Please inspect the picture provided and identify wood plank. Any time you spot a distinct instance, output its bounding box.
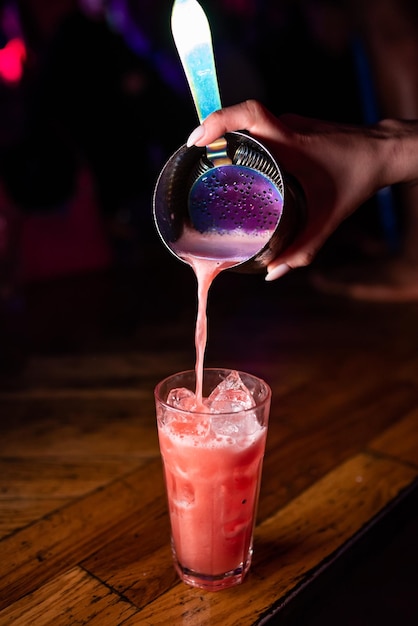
[0,394,159,458]
[369,406,418,467]
[81,503,178,609]
[82,521,179,610]
[259,379,418,520]
[0,499,72,540]
[0,566,140,625]
[0,456,142,498]
[0,352,192,392]
[131,453,417,626]
[0,455,142,539]
[0,458,165,610]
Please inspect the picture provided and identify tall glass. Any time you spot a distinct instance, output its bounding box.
[154,368,271,591]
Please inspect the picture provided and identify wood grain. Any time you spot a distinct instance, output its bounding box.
[0,267,417,624]
[131,453,416,626]
[0,567,141,626]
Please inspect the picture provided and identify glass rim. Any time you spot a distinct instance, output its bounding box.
[154,367,271,417]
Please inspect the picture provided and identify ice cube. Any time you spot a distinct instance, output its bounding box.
[165,387,210,437]
[210,412,261,439]
[205,371,260,439]
[206,371,256,414]
[166,386,197,411]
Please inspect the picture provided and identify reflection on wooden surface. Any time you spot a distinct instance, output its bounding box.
[1,251,418,624]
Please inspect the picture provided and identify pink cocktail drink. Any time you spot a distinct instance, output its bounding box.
[155,368,271,591]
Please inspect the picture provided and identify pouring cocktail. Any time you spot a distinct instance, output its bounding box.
[153,0,272,591]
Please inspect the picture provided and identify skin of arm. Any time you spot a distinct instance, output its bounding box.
[186,100,418,280]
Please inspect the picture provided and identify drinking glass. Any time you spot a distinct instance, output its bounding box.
[155,368,271,591]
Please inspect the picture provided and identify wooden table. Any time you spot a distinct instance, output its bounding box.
[1,252,418,625]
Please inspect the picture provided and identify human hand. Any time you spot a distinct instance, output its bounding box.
[187,100,401,280]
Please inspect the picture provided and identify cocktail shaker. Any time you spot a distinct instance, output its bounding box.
[153,0,305,273]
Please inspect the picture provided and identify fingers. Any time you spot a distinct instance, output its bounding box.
[186,125,205,147]
[265,263,291,281]
[265,220,339,281]
[187,100,273,147]
[265,251,314,281]
[186,103,249,147]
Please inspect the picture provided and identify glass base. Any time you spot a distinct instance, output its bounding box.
[173,551,252,591]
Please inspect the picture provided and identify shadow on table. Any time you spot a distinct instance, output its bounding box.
[263,479,418,626]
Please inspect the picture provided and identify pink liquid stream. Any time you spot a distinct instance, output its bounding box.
[173,227,268,403]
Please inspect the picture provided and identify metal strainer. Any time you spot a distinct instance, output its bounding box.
[153,0,304,272]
